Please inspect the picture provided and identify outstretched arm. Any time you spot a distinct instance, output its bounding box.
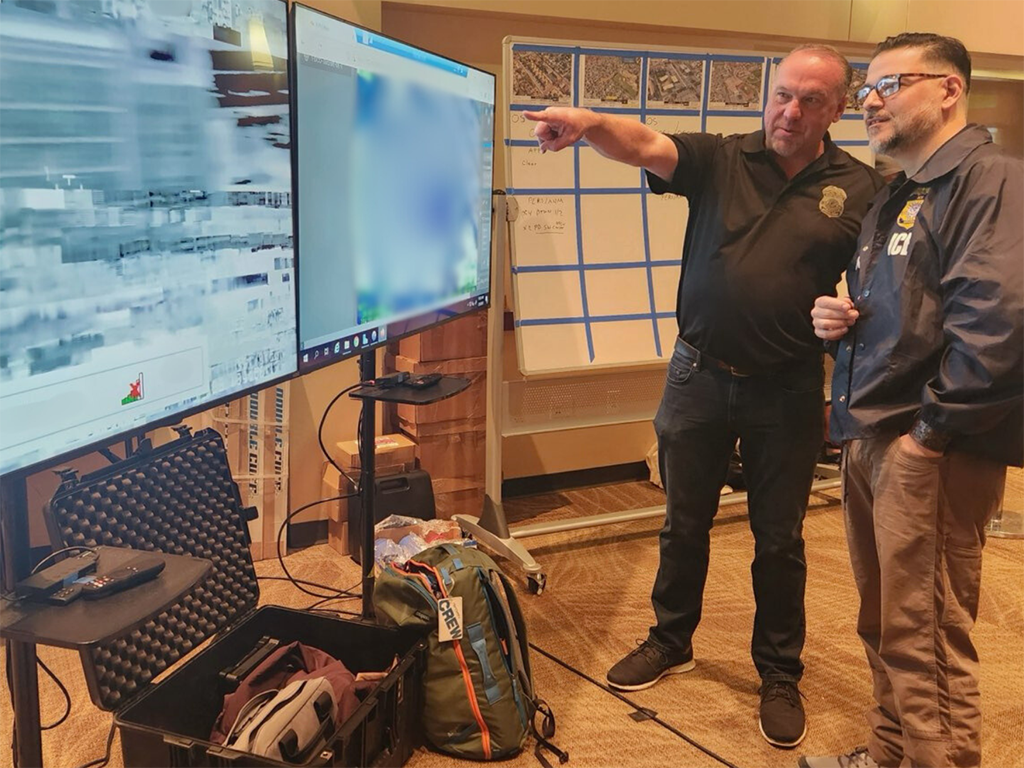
[524,107,679,182]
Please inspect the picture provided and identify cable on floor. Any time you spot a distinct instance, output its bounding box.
[73,718,116,768]
[275,494,361,600]
[528,642,741,768]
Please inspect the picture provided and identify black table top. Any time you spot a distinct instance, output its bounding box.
[0,546,211,649]
[350,375,471,405]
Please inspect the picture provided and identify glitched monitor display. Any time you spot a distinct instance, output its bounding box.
[293,4,495,370]
[0,0,297,475]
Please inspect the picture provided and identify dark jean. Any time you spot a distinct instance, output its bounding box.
[648,338,824,682]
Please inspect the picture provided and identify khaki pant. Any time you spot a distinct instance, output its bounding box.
[843,435,1006,768]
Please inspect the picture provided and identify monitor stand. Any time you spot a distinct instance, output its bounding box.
[1,471,42,768]
[348,350,470,618]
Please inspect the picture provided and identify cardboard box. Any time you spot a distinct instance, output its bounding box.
[321,460,413,524]
[398,415,486,438]
[392,355,486,425]
[327,518,349,556]
[335,434,416,471]
[398,312,487,362]
[212,383,291,561]
[412,427,486,492]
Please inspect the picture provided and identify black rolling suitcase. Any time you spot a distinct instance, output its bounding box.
[45,426,426,768]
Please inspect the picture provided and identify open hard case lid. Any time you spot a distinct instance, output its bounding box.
[45,427,261,711]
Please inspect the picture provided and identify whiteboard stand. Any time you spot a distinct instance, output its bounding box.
[455,192,842,595]
[455,191,549,594]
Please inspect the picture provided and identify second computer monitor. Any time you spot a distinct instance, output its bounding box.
[292,4,495,371]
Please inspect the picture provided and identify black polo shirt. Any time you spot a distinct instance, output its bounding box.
[648,130,885,372]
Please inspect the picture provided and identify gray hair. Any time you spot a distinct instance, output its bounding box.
[783,44,853,104]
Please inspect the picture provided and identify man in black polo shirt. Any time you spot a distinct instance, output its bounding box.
[526,46,884,747]
[804,34,1023,768]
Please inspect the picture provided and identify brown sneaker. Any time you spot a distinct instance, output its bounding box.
[606,640,695,692]
[758,680,807,748]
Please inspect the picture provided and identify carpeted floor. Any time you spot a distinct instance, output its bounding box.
[2,473,1022,768]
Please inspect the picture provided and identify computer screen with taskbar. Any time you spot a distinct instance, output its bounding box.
[292,4,495,373]
[0,0,297,476]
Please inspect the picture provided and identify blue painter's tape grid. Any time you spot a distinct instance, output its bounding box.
[518,312,676,328]
[700,57,712,133]
[513,260,679,274]
[762,57,772,111]
[508,186,643,195]
[638,53,662,358]
[571,47,596,362]
[508,44,797,364]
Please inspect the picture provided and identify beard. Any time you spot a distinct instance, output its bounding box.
[869,106,942,156]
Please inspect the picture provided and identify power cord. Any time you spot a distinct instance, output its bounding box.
[37,659,71,730]
[318,383,366,493]
[72,718,116,768]
[319,374,406,494]
[275,494,362,601]
[305,582,362,618]
[528,642,741,768]
[256,575,356,593]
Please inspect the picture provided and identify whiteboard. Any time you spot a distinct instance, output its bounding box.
[503,37,872,375]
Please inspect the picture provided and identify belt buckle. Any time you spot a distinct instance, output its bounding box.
[726,362,751,378]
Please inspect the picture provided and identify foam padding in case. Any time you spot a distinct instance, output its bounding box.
[46,428,259,711]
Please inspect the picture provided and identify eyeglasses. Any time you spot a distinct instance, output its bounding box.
[854,73,948,109]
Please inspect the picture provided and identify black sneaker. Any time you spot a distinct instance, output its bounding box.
[758,680,807,748]
[606,640,695,691]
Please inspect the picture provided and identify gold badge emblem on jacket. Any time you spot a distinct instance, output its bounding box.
[898,187,929,229]
[819,185,847,218]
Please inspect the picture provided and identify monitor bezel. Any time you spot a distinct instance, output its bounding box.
[289,1,497,376]
[0,0,299,479]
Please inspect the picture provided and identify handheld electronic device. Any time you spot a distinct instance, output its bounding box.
[16,550,99,599]
[80,553,166,600]
[405,373,444,390]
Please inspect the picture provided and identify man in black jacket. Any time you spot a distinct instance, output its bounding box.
[804,33,1023,768]
[526,46,884,748]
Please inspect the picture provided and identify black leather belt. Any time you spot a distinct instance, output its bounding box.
[676,338,753,378]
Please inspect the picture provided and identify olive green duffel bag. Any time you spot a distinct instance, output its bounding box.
[374,543,566,763]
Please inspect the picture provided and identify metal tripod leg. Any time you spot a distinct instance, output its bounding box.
[454,495,547,593]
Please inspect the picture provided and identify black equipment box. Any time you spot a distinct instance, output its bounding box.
[45,427,426,767]
[347,470,436,565]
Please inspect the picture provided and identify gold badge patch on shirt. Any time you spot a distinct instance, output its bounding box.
[898,200,923,229]
[819,185,847,218]
[898,187,929,230]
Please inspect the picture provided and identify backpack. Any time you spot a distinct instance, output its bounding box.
[374,544,566,763]
[223,678,337,764]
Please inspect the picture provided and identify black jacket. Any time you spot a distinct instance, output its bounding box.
[829,125,1024,467]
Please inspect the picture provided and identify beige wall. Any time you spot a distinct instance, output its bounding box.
[299,0,382,30]
[393,0,852,41]
[393,0,1024,56]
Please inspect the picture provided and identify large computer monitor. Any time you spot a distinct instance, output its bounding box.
[291,4,495,372]
[0,0,297,476]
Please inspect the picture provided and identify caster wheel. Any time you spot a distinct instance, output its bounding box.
[527,574,546,595]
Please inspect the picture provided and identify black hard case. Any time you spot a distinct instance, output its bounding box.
[45,428,425,767]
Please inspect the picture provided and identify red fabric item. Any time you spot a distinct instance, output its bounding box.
[210,642,375,745]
